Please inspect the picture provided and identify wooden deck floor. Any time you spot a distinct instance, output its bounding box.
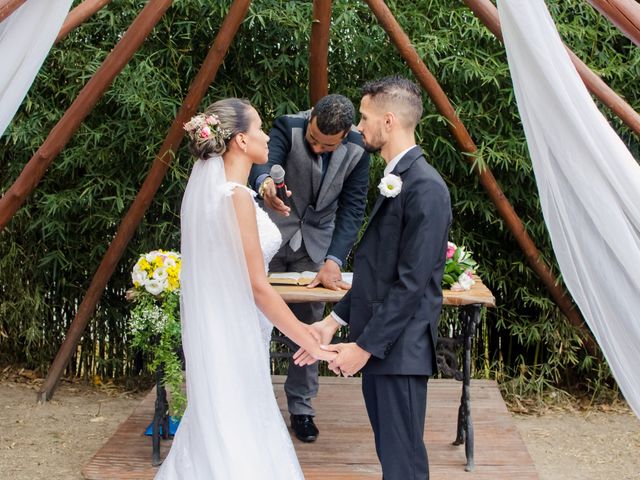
[82,377,537,479]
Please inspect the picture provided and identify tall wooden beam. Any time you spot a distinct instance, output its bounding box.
[586,0,640,47]
[0,0,173,232]
[38,0,253,402]
[56,0,114,44]
[463,0,640,137]
[0,0,26,23]
[309,0,332,106]
[363,0,595,350]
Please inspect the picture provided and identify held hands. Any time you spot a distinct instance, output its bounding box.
[301,323,338,362]
[307,259,351,291]
[324,342,371,377]
[261,177,292,216]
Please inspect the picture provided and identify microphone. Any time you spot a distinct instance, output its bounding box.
[270,165,289,206]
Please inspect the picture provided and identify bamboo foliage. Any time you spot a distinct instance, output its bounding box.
[0,0,638,397]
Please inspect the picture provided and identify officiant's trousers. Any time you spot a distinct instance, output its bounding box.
[269,243,324,416]
[362,374,429,480]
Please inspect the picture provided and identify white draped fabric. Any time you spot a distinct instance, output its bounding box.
[0,0,73,137]
[498,0,640,417]
[156,156,303,479]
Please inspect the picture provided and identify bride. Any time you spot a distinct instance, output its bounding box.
[155,98,335,479]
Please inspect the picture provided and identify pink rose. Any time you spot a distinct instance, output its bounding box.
[206,115,218,125]
[200,126,211,138]
[446,244,456,259]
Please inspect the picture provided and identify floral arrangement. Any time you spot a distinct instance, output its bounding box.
[128,250,185,417]
[131,250,181,295]
[183,113,231,145]
[442,241,478,291]
[378,173,403,198]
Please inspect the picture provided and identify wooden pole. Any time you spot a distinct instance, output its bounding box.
[0,0,26,23]
[55,0,114,44]
[462,0,640,136]
[363,0,595,350]
[38,0,252,402]
[586,0,640,47]
[0,0,173,232]
[309,0,332,106]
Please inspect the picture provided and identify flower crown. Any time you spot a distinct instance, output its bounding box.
[183,113,232,144]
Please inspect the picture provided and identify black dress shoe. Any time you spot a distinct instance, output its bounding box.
[290,414,319,442]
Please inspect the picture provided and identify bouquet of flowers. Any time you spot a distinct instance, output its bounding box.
[128,250,185,417]
[442,241,478,291]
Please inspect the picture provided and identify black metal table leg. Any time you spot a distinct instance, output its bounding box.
[152,364,167,467]
[461,305,481,472]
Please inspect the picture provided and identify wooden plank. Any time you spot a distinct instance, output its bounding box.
[82,377,537,479]
[273,275,496,307]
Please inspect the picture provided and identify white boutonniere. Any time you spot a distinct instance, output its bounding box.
[378,173,403,198]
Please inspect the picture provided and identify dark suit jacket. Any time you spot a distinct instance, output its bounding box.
[249,111,370,265]
[332,146,452,376]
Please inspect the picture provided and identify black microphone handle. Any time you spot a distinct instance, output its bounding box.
[273,180,289,206]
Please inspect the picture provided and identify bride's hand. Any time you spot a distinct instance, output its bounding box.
[293,343,337,366]
[314,346,338,363]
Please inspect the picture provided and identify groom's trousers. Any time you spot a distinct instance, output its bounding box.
[362,374,429,480]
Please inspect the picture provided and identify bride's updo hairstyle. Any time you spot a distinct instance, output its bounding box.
[184,98,252,159]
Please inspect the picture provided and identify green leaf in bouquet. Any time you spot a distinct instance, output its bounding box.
[442,273,455,285]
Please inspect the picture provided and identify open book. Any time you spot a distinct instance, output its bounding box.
[268,272,318,286]
[267,272,354,286]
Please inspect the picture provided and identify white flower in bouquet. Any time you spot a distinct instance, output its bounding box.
[145,250,161,263]
[145,278,165,296]
[152,266,169,282]
[132,265,148,287]
[378,174,403,198]
[457,270,475,290]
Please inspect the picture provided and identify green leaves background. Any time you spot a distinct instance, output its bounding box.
[1,0,638,398]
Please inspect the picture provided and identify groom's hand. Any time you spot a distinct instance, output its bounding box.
[307,259,351,290]
[326,342,371,377]
[293,315,341,366]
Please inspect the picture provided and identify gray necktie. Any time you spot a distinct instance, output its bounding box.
[289,229,302,252]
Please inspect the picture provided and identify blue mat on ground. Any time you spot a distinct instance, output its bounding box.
[144,416,180,436]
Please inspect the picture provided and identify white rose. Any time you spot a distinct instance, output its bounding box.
[145,250,161,262]
[132,267,148,287]
[378,174,403,198]
[145,279,164,296]
[457,271,475,291]
[153,267,168,282]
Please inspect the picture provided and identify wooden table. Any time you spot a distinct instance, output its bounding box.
[272,276,495,472]
[273,275,495,307]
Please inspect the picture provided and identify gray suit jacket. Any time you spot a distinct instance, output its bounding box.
[249,111,370,264]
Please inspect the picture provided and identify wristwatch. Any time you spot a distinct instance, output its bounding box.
[258,177,274,198]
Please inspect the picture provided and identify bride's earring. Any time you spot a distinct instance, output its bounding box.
[243,145,248,153]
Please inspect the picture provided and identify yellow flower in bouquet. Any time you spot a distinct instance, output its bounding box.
[131,250,181,296]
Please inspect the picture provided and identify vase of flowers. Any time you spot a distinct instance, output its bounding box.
[128,250,185,417]
[442,241,478,291]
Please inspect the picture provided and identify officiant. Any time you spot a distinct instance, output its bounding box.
[249,93,370,443]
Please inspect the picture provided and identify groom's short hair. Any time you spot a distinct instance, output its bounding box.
[361,76,423,129]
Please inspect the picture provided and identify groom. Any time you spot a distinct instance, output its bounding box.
[296,76,451,479]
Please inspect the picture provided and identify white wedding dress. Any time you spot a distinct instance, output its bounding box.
[155,157,304,479]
